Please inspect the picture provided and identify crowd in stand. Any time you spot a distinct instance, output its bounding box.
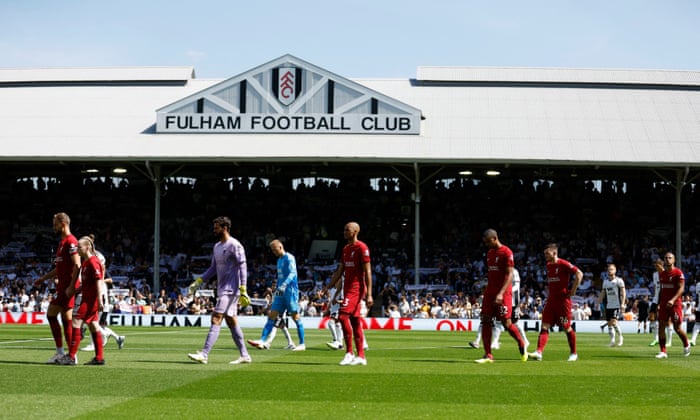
[1,171,700,321]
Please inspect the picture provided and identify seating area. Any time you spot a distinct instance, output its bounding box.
[1,171,699,318]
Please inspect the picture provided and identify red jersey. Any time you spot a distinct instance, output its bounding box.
[545,258,579,301]
[79,255,103,303]
[55,234,79,294]
[659,268,685,308]
[342,240,370,299]
[485,245,514,296]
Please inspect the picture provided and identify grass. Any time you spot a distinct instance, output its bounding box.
[1,324,700,419]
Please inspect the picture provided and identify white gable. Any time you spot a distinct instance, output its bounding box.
[156,54,422,135]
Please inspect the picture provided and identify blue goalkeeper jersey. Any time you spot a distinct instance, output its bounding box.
[277,252,298,298]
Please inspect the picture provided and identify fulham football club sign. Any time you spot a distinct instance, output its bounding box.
[156,54,421,135]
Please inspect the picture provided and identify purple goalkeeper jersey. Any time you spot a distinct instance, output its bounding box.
[201,236,247,295]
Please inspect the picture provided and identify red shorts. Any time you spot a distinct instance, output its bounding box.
[75,298,100,323]
[481,292,513,323]
[340,292,363,317]
[658,303,683,325]
[51,290,76,310]
[541,298,572,329]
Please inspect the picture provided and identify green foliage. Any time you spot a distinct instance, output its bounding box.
[1,325,699,419]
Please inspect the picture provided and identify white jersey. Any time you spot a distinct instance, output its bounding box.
[512,268,521,307]
[602,276,625,309]
[652,272,660,305]
[328,286,342,316]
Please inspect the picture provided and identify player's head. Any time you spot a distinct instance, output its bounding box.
[607,263,617,278]
[212,216,231,239]
[653,258,663,272]
[213,216,231,230]
[482,228,499,249]
[53,212,70,233]
[78,235,96,258]
[663,252,676,269]
[269,239,285,257]
[543,243,558,262]
[343,222,360,241]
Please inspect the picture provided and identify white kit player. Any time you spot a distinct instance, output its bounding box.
[598,264,626,347]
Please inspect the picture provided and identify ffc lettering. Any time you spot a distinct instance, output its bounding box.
[280,71,294,100]
[277,67,296,106]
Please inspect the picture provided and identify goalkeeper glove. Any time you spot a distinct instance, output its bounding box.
[239,285,251,307]
[188,277,203,294]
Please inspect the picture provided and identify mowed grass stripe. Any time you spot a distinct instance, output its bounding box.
[1,325,699,419]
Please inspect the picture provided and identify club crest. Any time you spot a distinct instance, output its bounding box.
[277,66,296,106]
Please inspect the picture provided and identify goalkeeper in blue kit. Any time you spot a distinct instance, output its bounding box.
[248,239,306,351]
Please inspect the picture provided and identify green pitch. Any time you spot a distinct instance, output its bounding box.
[1,325,699,419]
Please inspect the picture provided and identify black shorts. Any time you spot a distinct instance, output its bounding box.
[649,302,658,313]
[605,308,621,321]
[511,306,520,322]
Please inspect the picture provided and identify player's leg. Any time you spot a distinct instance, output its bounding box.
[613,314,623,346]
[291,312,305,350]
[45,303,66,361]
[492,322,503,349]
[470,323,482,348]
[285,298,305,350]
[349,315,367,365]
[337,312,355,365]
[201,312,223,359]
[671,310,690,350]
[327,317,338,341]
[691,318,700,346]
[63,304,74,354]
[265,324,278,346]
[281,324,295,348]
[335,319,344,347]
[226,315,251,361]
[87,319,105,363]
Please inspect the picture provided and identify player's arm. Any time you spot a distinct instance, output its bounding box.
[67,255,83,297]
[324,263,344,293]
[97,276,107,312]
[619,280,626,309]
[34,266,58,287]
[569,268,583,297]
[70,251,81,281]
[496,266,513,304]
[597,285,606,304]
[669,277,684,307]
[363,261,373,307]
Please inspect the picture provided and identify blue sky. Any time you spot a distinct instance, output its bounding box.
[1,0,699,79]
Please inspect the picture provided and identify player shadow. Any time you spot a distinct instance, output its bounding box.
[406,358,469,364]
[263,360,327,366]
[0,359,55,366]
[134,359,209,365]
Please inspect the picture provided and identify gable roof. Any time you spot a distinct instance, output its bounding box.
[155,54,422,134]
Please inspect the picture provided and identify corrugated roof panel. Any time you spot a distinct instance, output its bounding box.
[0,66,699,167]
[0,66,196,83]
[416,66,700,86]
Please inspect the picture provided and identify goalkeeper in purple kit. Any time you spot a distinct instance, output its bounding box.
[187,216,252,365]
